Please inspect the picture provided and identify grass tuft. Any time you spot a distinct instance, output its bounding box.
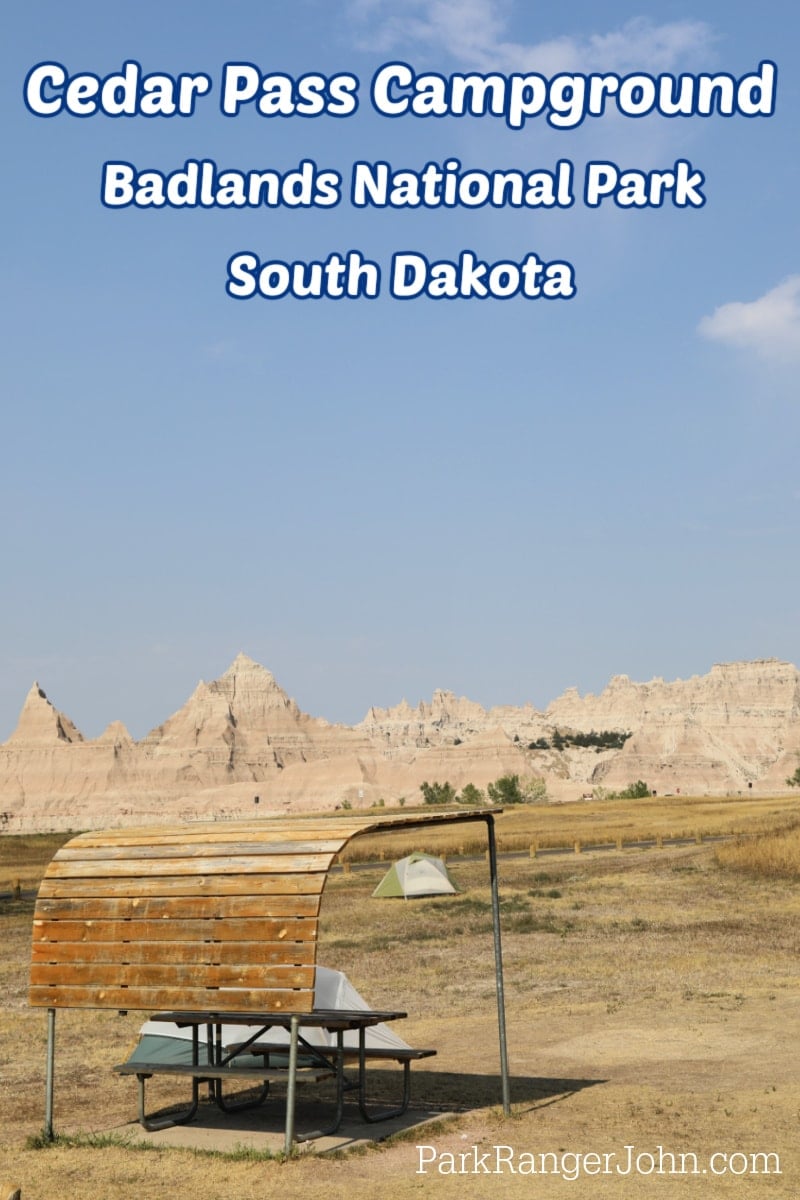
[26,1130,158,1152]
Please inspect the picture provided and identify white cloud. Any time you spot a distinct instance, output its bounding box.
[349,0,507,63]
[698,277,800,364]
[348,0,715,73]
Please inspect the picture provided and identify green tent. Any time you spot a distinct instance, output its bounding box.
[372,851,460,899]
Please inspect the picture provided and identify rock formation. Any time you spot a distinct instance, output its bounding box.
[1,655,799,833]
[7,684,84,746]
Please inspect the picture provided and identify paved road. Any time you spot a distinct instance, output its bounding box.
[335,832,725,874]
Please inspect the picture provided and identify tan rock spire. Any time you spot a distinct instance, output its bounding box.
[5,683,84,745]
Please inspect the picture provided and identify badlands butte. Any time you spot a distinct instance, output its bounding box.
[2,653,800,834]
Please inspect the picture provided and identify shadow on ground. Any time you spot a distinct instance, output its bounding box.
[106,1071,606,1156]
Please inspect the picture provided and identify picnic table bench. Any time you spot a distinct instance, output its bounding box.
[113,1060,334,1131]
[227,1037,437,1124]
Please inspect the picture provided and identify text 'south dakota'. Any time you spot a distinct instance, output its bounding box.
[225,250,577,301]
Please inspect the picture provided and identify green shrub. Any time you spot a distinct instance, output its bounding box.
[487,774,525,805]
[420,780,457,806]
[617,780,651,799]
[458,782,485,806]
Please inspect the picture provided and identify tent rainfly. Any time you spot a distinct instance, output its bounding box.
[372,851,459,898]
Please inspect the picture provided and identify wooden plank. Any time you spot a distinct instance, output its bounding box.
[37,873,327,899]
[46,853,335,878]
[32,940,317,966]
[62,810,492,855]
[32,917,317,943]
[30,962,315,989]
[29,984,316,1012]
[32,895,321,920]
[54,840,345,861]
[70,822,365,847]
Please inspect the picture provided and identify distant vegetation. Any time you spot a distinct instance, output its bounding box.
[597,780,652,800]
[487,774,548,805]
[786,766,800,788]
[528,729,632,752]
[487,775,524,806]
[458,783,485,807]
[420,781,458,806]
[420,774,548,807]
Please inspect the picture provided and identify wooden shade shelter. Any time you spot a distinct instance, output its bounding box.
[30,808,510,1135]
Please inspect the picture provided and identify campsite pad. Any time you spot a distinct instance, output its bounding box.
[107,1097,451,1155]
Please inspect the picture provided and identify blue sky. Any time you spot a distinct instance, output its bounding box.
[2,1,798,739]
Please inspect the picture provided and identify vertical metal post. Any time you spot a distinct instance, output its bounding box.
[486,816,511,1114]
[45,1008,56,1140]
[284,1015,299,1155]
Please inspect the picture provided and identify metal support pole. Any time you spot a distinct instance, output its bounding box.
[284,1015,299,1155]
[45,1008,56,1141]
[486,816,511,1114]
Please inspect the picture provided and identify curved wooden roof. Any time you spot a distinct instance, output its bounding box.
[29,809,495,1013]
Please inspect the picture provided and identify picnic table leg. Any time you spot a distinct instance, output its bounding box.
[44,1008,56,1141]
[134,1072,201,1132]
[134,1023,202,1131]
[284,1015,299,1155]
[292,1030,346,1143]
[356,1033,412,1122]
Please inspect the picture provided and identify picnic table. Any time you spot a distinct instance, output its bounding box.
[115,1007,422,1150]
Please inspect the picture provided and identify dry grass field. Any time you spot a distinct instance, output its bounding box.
[2,796,800,1198]
[340,792,800,861]
[715,819,800,878]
